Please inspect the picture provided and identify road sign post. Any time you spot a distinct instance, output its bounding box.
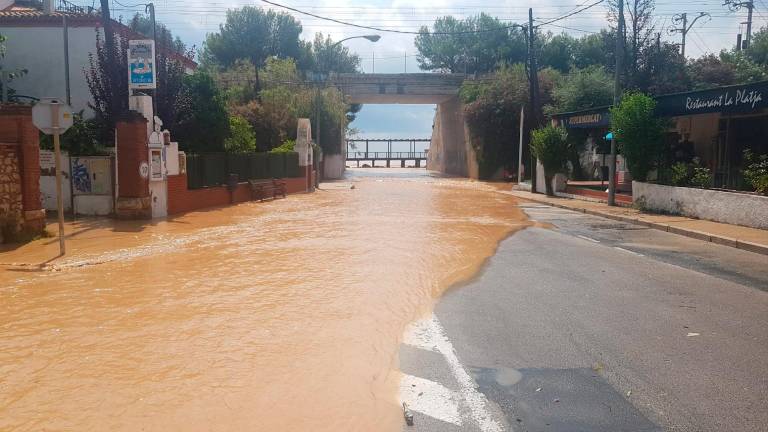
[32,98,73,256]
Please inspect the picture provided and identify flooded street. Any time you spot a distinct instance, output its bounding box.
[0,169,531,431]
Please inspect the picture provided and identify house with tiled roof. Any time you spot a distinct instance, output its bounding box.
[0,0,196,114]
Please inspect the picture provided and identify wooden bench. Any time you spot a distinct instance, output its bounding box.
[249,179,287,201]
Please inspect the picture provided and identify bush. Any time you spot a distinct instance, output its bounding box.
[270,139,296,153]
[530,125,570,196]
[743,150,768,195]
[610,92,665,181]
[223,115,256,153]
[39,111,107,155]
[670,162,690,186]
[690,167,713,189]
[668,160,712,189]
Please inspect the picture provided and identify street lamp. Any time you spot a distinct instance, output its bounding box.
[330,35,381,48]
[316,35,380,157]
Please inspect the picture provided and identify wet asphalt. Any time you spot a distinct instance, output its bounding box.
[400,203,768,432]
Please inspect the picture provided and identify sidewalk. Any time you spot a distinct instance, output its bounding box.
[509,189,768,256]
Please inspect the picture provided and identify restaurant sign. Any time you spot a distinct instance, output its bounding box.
[559,109,611,129]
[656,81,768,117]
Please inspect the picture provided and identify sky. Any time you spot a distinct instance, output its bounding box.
[102,0,768,139]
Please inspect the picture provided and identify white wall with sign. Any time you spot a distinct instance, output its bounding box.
[39,151,115,216]
[40,150,72,212]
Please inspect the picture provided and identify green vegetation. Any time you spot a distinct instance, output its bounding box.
[610,92,665,181]
[270,140,296,153]
[671,160,713,189]
[742,150,768,195]
[224,115,257,153]
[0,33,27,102]
[174,71,230,153]
[40,111,108,155]
[201,6,304,69]
[415,13,527,74]
[460,65,529,179]
[221,58,349,155]
[530,125,570,196]
[550,66,614,113]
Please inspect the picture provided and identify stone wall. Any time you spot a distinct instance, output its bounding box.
[0,144,23,235]
[0,105,45,243]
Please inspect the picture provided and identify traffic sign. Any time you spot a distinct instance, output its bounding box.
[32,98,73,135]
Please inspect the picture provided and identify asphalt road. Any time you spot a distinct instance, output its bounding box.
[400,203,768,432]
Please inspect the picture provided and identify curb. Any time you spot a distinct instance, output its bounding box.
[513,193,768,256]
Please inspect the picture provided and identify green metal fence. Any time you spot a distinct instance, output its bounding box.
[186,151,301,189]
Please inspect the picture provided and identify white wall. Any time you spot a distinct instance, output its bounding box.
[2,26,101,114]
[633,181,768,229]
[40,151,72,212]
[324,154,345,179]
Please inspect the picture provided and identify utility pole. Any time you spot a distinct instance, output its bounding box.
[724,0,755,49]
[99,0,116,87]
[146,3,157,131]
[668,12,710,57]
[63,15,71,105]
[528,8,539,192]
[608,0,624,206]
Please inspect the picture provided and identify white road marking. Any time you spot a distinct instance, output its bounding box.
[400,374,463,426]
[402,315,505,432]
[577,234,600,243]
[613,246,644,257]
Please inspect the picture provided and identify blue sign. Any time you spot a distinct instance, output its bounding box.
[128,40,156,90]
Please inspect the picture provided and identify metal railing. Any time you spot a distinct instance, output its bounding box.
[346,151,427,160]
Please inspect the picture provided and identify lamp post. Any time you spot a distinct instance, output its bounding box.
[330,34,381,48]
[315,35,381,154]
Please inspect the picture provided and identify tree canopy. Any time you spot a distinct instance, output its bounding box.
[173,71,230,153]
[128,13,187,54]
[551,66,614,113]
[415,13,527,74]
[303,33,361,74]
[202,6,304,68]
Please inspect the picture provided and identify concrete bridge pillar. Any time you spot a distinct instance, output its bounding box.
[427,97,478,178]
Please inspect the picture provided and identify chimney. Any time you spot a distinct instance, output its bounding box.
[43,0,54,14]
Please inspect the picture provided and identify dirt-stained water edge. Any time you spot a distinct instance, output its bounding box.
[0,170,531,431]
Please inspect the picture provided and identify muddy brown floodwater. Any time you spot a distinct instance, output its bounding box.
[0,169,531,431]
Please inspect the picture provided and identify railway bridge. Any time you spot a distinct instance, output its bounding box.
[324,73,478,178]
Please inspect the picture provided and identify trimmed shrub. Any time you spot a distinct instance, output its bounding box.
[530,125,570,196]
[610,92,665,181]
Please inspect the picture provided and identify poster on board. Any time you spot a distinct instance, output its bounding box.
[128,40,156,90]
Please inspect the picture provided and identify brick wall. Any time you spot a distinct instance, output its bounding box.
[167,173,310,215]
[115,113,151,219]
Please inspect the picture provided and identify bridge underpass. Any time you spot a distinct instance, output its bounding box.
[326,73,479,178]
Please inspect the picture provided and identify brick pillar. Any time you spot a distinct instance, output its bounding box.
[115,111,151,219]
[0,105,45,238]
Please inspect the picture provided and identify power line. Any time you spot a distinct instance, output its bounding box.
[259,0,526,34]
[534,0,607,27]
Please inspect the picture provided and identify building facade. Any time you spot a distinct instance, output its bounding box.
[0,0,195,115]
[552,81,768,190]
